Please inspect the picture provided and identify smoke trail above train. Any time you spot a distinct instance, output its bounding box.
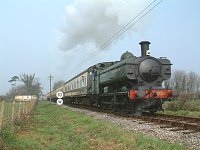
[58,0,153,52]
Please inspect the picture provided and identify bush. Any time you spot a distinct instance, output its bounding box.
[163,98,200,111]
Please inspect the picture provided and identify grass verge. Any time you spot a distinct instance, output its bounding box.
[161,109,200,117]
[163,100,200,117]
[1,101,186,150]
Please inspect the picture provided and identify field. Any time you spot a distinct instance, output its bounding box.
[0,101,186,150]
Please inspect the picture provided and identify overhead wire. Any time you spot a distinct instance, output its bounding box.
[67,0,164,77]
[70,0,157,72]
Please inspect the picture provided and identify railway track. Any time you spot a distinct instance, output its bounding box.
[62,102,200,132]
[135,113,200,132]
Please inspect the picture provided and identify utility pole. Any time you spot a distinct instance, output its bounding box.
[48,74,54,102]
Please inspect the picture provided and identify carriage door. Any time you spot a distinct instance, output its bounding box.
[91,66,99,94]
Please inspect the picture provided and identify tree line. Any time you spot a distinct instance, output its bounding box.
[1,73,42,100]
[164,70,200,99]
[1,70,199,101]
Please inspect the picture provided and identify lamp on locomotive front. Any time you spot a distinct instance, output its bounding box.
[146,50,151,56]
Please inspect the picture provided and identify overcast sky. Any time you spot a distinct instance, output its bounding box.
[0,0,200,95]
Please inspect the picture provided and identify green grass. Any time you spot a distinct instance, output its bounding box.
[162,109,200,117]
[1,101,186,150]
[163,99,200,117]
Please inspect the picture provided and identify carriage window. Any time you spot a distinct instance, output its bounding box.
[77,80,79,88]
[71,83,73,90]
[82,78,84,86]
[84,77,87,86]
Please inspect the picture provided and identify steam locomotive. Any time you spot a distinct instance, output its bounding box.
[46,41,175,115]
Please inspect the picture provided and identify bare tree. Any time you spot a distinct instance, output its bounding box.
[32,79,42,98]
[7,73,42,99]
[196,76,200,93]
[166,69,200,99]
[20,73,35,90]
[169,70,187,94]
[186,72,195,93]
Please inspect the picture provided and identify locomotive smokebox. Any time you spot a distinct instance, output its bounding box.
[139,41,151,57]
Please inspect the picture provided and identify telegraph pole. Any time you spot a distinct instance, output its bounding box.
[48,74,54,102]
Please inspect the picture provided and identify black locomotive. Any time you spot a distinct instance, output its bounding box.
[47,41,175,115]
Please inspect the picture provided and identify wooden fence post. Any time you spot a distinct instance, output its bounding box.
[31,100,33,110]
[18,102,22,120]
[22,102,25,116]
[25,102,28,115]
[11,101,16,123]
[28,101,31,113]
[0,101,5,130]
[24,102,26,115]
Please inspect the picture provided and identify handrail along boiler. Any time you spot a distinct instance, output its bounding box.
[47,41,175,115]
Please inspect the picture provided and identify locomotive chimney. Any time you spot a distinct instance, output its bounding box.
[139,41,151,57]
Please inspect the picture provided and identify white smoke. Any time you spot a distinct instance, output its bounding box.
[58,0,152,51]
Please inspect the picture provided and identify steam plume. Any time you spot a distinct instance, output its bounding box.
[59,0,151,51]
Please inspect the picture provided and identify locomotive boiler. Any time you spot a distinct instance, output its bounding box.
[46,41,175,115]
